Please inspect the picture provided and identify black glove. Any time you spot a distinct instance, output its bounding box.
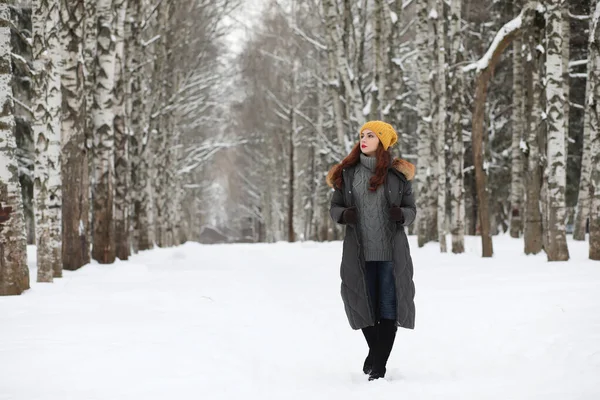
[341,206,358,224]
[389,206,404,223]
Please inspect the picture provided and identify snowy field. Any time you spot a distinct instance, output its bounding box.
[1,235,600,400]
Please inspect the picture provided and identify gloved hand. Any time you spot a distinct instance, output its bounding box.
[341,206,358,224]
[389,206,404,223]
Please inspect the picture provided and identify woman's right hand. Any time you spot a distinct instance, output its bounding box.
[341,206,358,224]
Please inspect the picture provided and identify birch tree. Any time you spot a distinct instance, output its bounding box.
[435,0,447,252]
[152,0,169,247]
[127,0,152,251]
[449,0,465,253]
[523,11,544,255]
[92,0,117,263]
[573,4,594,241]
[32,0,62,281]
[544,0,569,261]
[113,0,129,260]
[510,2,525,238]
[323,0,346,151]
[61,0,89,270]
[573,80,592,241]
[0,0,29,295]
[383,0,404,132]
[323,0,364,139]
[416,0,433,248]
[587,1,600,260]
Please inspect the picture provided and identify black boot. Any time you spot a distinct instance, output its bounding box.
[361,324,378,374]
[368,319,397,381]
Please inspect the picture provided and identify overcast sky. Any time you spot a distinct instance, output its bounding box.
[223,0,269,55]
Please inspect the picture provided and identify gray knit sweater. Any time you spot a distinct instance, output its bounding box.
[352,154,394,261]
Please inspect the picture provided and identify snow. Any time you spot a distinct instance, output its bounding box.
[520,139,528,153]
[390,11,398,24]
[429,8,438,20]
[463,15,522,73]
[362,96,372,116]
[536,3,546,14]
[2,237,600,400]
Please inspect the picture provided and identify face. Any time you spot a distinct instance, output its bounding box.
[360,129,380,156]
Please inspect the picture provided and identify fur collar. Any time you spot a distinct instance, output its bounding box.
[391,158,415,181]
[326,157,415,188]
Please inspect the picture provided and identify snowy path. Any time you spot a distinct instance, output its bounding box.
[1,236,600,400]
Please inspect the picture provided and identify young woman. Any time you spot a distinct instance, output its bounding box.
[326,120,417,381]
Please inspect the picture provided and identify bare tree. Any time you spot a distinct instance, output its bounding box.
[32,0,62,281]
[434,0,447,252]
[61,0,90,270]
[0,0,29,295]
[509,0,525,238]
[127,0,152,251]
[587,1,600,260]
[449,0,465,253]
[92,0,117,263]
[416,0,433,248]
[523,9,544,255]
[113,0,129,260]
[544,0,570,261]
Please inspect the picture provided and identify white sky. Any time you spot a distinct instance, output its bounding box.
[223,0,269,55]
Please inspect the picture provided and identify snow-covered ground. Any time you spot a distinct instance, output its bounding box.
[1,235,600,400]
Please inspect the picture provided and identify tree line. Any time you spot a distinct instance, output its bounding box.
[0,0,239,295]
[227,0,600,261]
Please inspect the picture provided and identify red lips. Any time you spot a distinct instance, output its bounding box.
[361,144,367,148]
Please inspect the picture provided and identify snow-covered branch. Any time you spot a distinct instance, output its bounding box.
[292,25,327,50]
[463,15,523,72]
[463,2,543,73]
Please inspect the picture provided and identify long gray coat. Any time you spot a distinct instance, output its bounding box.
[329,159,417,330]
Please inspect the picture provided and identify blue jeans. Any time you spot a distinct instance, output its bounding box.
[365,261,397,321]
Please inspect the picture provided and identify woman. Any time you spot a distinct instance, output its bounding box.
[326,120,416,381]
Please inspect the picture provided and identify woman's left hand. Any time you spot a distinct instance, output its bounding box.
[389,206,404,223]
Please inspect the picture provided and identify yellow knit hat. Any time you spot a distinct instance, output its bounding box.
[359,120,398,151]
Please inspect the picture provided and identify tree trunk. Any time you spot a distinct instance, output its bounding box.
[322,0,346,151]
[384,0,404,131]
[83,0,96,243]
[510,35,525,238]
[427,0,438,245]
[450,0,465,253]
[544,0,570,261]
[33,0,62,282]
[92,0,116,263]
[61,0,89,270]
[371,0,384,120]
[0,0,29,295]
[323,0,363,135]
[524,24,544,255]
[435,0,447,252]
[127,0,152,251]
[416,0,432,248]
[573,5,594,241]
[561,3,570,174]
[573,75,592,241]
[288,111,295,243]
[153,1,170,247]
[587,2,600,260]
[113,0,129,260]
[463,3,543,256]
[472,71,495,257]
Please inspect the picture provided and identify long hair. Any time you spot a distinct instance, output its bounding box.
[326,143,391,191]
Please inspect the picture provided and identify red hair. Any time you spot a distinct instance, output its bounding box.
[326,143,391,191]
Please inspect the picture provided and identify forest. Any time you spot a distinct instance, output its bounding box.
[1,0,599,296]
